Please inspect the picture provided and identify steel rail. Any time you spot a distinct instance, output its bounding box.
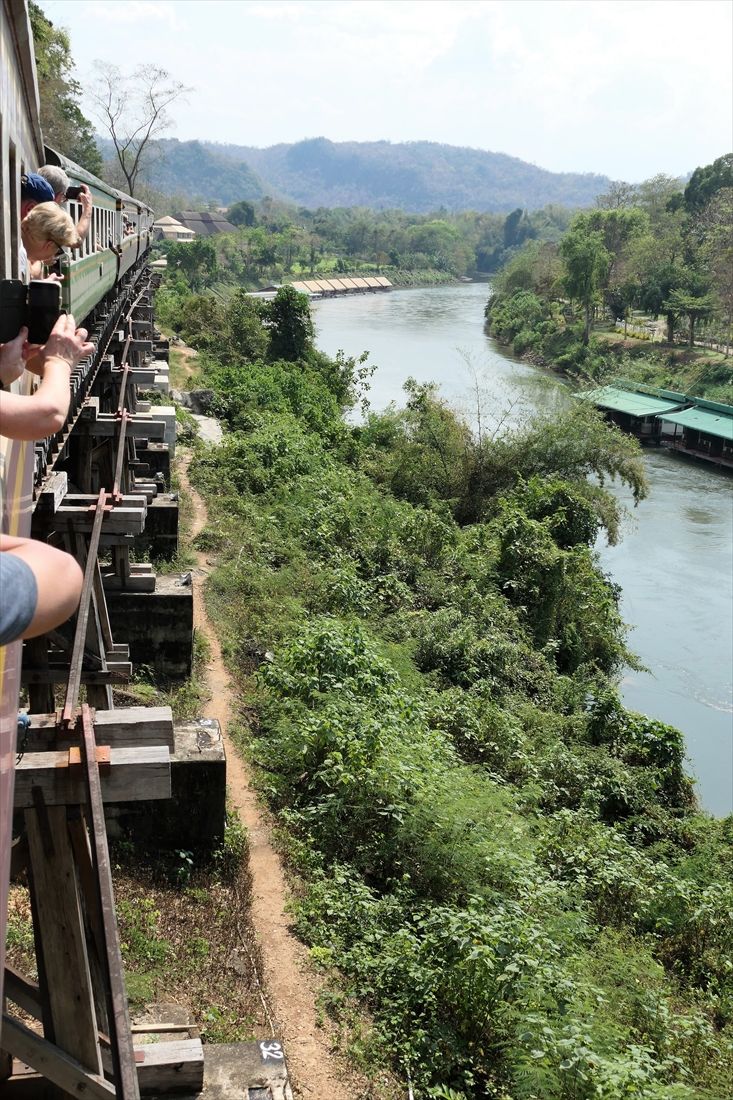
[61,488,108,727]
[115,364,131,417]
[111,412,129,502]
[80,704,140,1099]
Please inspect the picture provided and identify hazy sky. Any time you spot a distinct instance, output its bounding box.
[43,0,732,182]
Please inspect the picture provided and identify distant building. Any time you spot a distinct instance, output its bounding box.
[153,215,196,242]
[172,211,237,237]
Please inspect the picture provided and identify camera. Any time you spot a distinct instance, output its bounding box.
[0,279,63,345]
[65,185,83,201]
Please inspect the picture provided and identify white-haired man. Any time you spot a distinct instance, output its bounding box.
[37,164,93,248]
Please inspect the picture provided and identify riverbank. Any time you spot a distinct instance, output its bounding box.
[154,279,733,1098]
[312,282,732,814]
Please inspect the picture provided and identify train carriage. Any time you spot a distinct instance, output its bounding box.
[42,147,154,315]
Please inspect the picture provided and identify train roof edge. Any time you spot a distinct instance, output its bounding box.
[44,145,155,215]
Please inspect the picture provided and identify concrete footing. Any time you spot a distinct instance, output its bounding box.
[107,719,226,851]
[107,573,193,678]
[134,493,179,559]
[188,1041,293,1099]
[135,441,171,486]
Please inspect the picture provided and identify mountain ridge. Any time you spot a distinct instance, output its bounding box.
[101,135,613,212]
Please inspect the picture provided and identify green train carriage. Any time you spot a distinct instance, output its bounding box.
[42,147,154,321]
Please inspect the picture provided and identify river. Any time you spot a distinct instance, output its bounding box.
[312,282,733,817]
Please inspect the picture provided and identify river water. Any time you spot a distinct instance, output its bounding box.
[313,282,733,816]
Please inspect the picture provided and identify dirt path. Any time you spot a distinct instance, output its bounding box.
[179,451,370,1100]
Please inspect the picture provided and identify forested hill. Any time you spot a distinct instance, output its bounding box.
[97,137,267,205]
[123,136,612,211]
[206,137,612,211]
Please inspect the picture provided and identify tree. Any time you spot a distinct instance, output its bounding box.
[697,187,733,350]
[595,180,636,210]
[223,290,268,362]
[227,201,256,227]
[264,286,314,362]
[560,221,610,344]
[634,173,683,223]
[503,208,534,249]
[636,261,689,342]
[166,238,217,291]
[683,153,733,211]
[29,2,102,174]
[664,287,714,347]
[89,63,189,196]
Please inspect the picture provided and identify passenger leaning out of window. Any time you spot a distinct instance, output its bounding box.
[37,165,93,248]
[19,173,55,281]
[21,202,80,281]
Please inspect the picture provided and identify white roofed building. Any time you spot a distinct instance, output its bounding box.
[153,216,196,242]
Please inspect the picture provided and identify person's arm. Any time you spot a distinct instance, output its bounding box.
[74,184,93,244]
[1,533,83,639]
[0,356,71,439]
[0,314,93,440]
[0,328,28,387]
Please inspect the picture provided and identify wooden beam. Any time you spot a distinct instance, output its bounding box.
[14,746,171,808]
[133,1039,204,1094]
[23,708,174,751]
[77,406,166,440]
[22,666,132,686]
[3,967,42,1021]
[0,1016,115,1099]
[35,472,68,514]
[42,505,148,536]
[0,1039,203,1098]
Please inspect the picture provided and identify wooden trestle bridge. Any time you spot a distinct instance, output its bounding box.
[1,267,205,1098]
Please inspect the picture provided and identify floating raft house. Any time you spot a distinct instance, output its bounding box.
[578,380,733,467]
[289,275,392,298]
[663,399,733,467]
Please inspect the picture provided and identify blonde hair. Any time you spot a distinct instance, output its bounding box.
[21,202,80,251]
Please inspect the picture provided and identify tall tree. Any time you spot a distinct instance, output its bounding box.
[664,287,714,347]
[560,220,610,345]
[264,286,314,362]
[89,63,189,196]
[29,2,102,174]
[595,180,636,209]
[683,153,733,211]
[166,238,217,292]
[227,201,256,228]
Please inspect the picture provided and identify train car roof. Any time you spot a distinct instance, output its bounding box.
[43,146,154,215]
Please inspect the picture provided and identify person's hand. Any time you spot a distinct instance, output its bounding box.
[21,341,44,375]
[0,328,28,386]
[79,184,93,215]
[42,314,94,369]
[42,273,65,283]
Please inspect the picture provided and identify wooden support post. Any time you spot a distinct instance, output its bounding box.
[25,806,103,1075]
[23,638,54,717]
[80,706,140,1099]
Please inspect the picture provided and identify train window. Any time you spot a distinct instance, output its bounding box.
[9,143,20,278]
